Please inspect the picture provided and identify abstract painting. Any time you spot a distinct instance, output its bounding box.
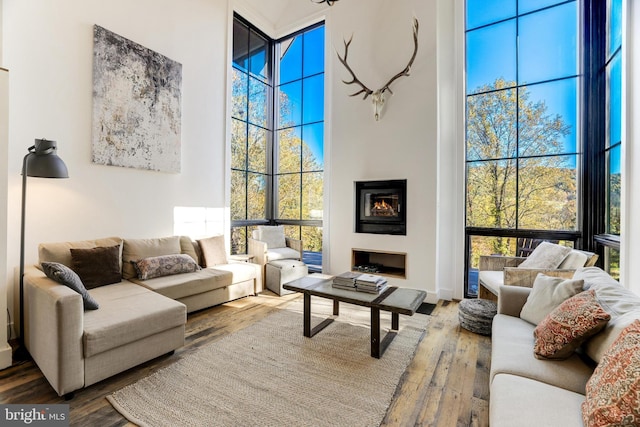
[92,25,182,173]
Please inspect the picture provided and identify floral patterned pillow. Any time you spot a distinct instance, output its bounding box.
[582,319,640,427]
[132,254,200,280]
[533,290,610,360]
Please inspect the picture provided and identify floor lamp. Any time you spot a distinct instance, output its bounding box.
[16,139,68,360]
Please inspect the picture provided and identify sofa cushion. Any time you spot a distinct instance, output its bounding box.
[478,270,503,296]
[197,235,228,266]
[132,254,200,280]
[520,274,584,325]
[582,320,640,427]
[179,236,199,263]
[83,282,186,357]
[557,249,589,269]
[38,236,123,269]
[491,313,594,394]
[574,267,640,363]
[122,236,182,279]
[257,225,286,249]
[490,373,585,427]
[266,247,301,262]
[209,263,257,285]
[518,242,572,269]
[130,268,233,301]
[41,262,99,310]
[533,290,610,360]
[70,245,122,289]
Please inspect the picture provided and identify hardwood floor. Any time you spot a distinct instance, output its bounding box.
[0,293,491,427]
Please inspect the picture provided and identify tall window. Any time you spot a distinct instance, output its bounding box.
[231,15,325,269]
[595,0,622,278]
[465,0,581,296]
[275,26,325,257]
[231,17,271,254]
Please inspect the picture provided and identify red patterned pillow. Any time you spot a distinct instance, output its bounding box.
[582,319,640,426]
[533,290,610,360]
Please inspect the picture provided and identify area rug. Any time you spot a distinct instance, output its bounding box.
[107,299,428,427]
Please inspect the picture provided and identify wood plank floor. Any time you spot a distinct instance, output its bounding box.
[0,293,491,427]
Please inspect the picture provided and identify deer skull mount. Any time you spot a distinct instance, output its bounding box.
[337,17,419,121]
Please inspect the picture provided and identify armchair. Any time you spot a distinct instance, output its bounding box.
[248,226,303,278]
[478,247,598,301]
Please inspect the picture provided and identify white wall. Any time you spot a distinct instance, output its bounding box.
[3,0,230,337]
[325,0,441,302]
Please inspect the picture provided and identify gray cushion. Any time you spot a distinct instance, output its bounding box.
[83,282,186,357]
[266,247,301,262]
[41,262,99,310]
[257,225,286,249]
[520,274,584,325]
[478,270,504,295]
[491,314,594,394]
[518,242,572,269]
[130,268,233,300]
[557,250,589,269]
[490,373,585,427]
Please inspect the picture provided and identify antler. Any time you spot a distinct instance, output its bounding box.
[379,17,419,96]
[336,35,374,100]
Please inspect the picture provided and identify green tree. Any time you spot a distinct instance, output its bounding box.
[467,78,574,257]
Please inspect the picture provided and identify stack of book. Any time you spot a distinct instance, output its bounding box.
[355,273,388,294]
[332,271,360,290]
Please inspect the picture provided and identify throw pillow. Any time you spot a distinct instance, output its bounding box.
[41,262,99,310]
[196,235,228,267]
[132,254,201,280]
[257,225,286,249]
[520,274,584,325]
[70,245,122,289]
[533,290,611,360]
[518,242,572,269]
[582,319,640,427]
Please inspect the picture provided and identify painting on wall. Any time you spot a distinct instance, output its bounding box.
[92,25,182,173]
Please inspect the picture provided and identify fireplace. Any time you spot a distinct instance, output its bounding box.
[355,179,407,235]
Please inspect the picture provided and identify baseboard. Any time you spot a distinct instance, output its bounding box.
[425,290,440,304]
[0,342,12,370]
[436,288,453,302]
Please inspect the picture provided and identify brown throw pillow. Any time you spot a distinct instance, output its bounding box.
[70,245,122,289]
[582,319,640,427]
[533,290,610,360]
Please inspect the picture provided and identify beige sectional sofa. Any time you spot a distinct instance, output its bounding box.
[490,267,640,426]
[23,235,262,398]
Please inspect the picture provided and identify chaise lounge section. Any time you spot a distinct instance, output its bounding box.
[22,235,261,397]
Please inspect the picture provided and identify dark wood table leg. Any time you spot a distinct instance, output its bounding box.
[392,312,399,330]
[333,299,339,316]
[304,293,311,337]
[371,307,381,358]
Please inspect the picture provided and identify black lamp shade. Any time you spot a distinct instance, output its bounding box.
[23,139,69,178]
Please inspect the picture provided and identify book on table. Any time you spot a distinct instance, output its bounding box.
[332,272,388,293]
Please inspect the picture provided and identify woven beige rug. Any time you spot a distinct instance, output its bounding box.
[107,298,428,427]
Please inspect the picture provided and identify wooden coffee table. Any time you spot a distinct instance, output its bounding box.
[283,275,427,358]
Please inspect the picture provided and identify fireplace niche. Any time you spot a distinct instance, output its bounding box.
[355,179,407,235]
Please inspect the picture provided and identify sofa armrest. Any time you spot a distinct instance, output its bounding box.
[248,238,268,266]
[497,285,531,317]
[23,268,84,396]
[503,267,575,287]
[285,238,303,257]
[479,255,526,271]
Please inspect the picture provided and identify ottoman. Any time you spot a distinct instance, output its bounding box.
[458,298,497,335]
[266,259,308,296]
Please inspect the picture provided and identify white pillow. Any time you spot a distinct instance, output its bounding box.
[518,242,572,269]
[257,226,286,249]
[557,250,589,269]
[520,274,584,325]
